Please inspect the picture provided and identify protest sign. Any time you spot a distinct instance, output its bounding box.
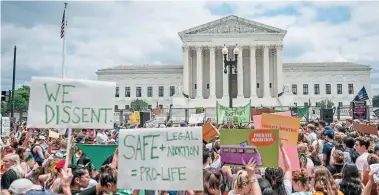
[27,77,116,129]
[1,117,10,137]
[353,123,378,135]
[188,113,205,124]
[118,127,203,190]
[202,123,219,143]
[260,113,300,145]
[253,111,291,128]
[217,102,251,124]
[49,130,59,139]
[220,129,279,167]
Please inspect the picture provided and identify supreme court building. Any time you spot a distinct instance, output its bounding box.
[97,15,372,110]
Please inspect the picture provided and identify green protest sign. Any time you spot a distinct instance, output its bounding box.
[216,102,251,124]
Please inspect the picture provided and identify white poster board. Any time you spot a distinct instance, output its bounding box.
[188,113,205,124]
[27,77,116,129]
[118,127,203,190]
[1,117,11,137]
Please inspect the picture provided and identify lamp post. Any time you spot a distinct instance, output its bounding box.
[222,45,239,108]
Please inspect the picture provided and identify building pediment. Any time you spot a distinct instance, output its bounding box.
[178,15,286,38]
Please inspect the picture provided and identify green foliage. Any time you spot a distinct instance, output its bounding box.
[130,99,149,111]
[195,107,204,114]
[373,95,379,107]
[1,85,30,115]
[317,99,335,109]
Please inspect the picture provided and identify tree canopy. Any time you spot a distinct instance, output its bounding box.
[130,99,149,112]
[316,99,335,109]
[1,85,30,116]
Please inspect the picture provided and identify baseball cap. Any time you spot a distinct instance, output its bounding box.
[323,129,335,138]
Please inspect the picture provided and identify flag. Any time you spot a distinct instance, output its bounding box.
[353,86,369,101]
[298,106,310,119]
[60,7,66,38]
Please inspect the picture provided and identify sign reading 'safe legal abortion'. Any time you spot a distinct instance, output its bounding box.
[27,77,116,129]
[118,127,203,190]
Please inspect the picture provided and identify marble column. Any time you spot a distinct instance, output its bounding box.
[250,45,257,98]
[223,50,228,97]
[263,45,270,98]
[237,46,244,97]
[182,45,189,95]
[276,44,283,95]
[209,46,216,98]
[196,46,203,98]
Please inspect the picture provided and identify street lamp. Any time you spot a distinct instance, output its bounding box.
[222,44,239,108]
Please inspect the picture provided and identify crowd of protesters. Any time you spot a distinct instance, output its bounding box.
[1,118,379,195]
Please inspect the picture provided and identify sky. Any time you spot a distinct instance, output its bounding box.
[1,1,379,96]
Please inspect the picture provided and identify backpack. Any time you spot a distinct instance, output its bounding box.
[349,149,360,163]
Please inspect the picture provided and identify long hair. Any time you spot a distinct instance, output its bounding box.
[339,163,362,195]
[6,154,25,178]
[203,167,221,195]
[312,167,339,195]
[265,167,287,195]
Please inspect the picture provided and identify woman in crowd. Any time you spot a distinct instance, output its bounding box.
[1,153,25,189]
[291,169,311,195]
[311,166,343,195]
[339,163,363,195]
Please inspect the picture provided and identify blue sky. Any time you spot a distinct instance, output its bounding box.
[1,1,379,96]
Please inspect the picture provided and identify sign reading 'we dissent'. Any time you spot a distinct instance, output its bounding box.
[27,77,116,129]
[118,127,203,191]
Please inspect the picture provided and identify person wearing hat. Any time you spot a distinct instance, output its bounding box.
[31,135,47,166]
[322,128,335,166]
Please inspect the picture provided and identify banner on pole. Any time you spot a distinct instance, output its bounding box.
[216,103,251,124]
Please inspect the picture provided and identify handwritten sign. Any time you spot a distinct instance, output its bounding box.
[1,117,10,137]
[118,127,203,190]
[27,77,116,129]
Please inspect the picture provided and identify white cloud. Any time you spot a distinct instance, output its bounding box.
[1,1,379,95]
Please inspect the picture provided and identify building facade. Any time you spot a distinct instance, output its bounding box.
[96,15,372,109]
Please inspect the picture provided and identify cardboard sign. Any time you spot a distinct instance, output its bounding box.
[118,127,203,190]
[353,123,378,135]
[27,77,116,129]
[251,108,274,116]
[202,123,219,143]
[260,113,300,145]
[49,130,59,139]
[220,129,279,167]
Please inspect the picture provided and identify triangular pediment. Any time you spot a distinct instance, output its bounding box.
[179,15,286,37]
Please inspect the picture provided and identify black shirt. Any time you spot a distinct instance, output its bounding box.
[1,169,19,189]
[78,186,97,195]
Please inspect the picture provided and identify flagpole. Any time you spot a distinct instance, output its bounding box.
[61,2,68,79]
[61,2,72,169]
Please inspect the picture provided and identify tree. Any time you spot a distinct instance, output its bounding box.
[316,99,335,109]
[373,95,379,107]
[130,99,149,111]
[1,85,30,115]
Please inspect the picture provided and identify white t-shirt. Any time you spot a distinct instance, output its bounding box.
[356,152,369,172]
[96,132,108,144]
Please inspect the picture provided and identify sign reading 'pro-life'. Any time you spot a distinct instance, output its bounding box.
[27,77,116,129]
[118,127,203,191]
